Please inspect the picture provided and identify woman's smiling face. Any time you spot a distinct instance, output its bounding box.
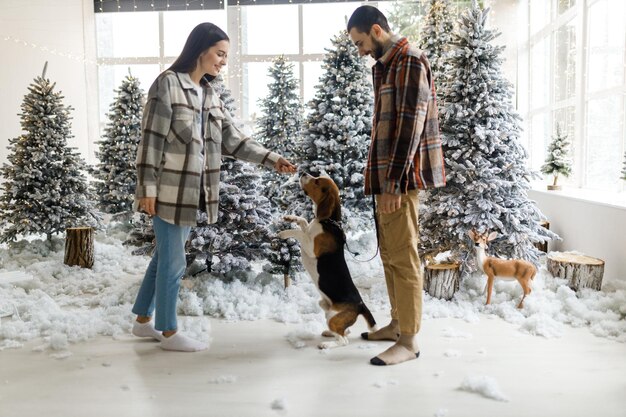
[199,40,229,76]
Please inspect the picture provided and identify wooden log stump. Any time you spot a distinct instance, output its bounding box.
[64,227,94,268]
[546,252,604,291]
[534,220,550,253]
[424,263,460,300]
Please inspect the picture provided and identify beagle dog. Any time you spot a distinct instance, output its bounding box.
[278,173,377,349]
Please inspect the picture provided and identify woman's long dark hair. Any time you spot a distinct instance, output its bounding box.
[168,22,229,81]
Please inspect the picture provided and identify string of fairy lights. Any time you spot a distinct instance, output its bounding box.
[96,0,224,12]
[2,36,102,66]
[94,0,366,12]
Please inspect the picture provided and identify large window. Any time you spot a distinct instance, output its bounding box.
[302,2,362,54]
[241,61,272,120]
[232,2,362,122]
[95,9,226,124]
[587,0,625,92]
[242,5,299,55]
[518,0,626,193]
[95,1,472,129]
[554,18,576,103]
[530,37,550,110]
[585,96,623,190]
[163,11,228,57]
[97,12,160,58]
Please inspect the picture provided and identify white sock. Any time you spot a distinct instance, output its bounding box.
[132,321,162,341]
[160,333,207,352]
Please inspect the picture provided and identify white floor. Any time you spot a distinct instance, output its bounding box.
[0,313,625,417]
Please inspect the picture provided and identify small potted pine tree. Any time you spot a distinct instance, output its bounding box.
[541,124,572,191]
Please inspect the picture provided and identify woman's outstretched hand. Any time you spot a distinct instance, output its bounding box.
[274,157,297,174]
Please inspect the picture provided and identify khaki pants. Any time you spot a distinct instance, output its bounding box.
[376,189,422,335]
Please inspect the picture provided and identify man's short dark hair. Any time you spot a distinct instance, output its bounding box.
[347,5,391,34]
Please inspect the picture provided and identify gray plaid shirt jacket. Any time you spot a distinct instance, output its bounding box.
[135,71,280,226]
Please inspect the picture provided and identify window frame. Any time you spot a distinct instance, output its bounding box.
[519,0,626,192]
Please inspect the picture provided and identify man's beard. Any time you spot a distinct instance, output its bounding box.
[370,36,385,60]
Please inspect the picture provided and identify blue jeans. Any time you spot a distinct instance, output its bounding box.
[132,216,191,332]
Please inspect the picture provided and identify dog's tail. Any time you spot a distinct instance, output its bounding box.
[359,303,378,331]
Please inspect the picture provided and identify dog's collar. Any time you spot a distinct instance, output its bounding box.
[320,218,346,244]
[320,218,342,229]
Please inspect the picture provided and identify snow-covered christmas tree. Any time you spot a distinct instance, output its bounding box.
[210,74,238,124]
[92,71,144,217]
[299,29,374,230]
[386,1,425,44]
[0,63,99,242]
[418,0,455,84]
[255,55,304,213]
[185,76,277,276]
[188,160,274,275]
[540,124,572,190]
[263,219,303,286]
[124,213,155,255]
[622,152,626,181]
[419,4,557,273]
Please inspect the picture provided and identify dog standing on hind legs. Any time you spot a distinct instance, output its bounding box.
[278,174,378,349]
[468,230,537,309]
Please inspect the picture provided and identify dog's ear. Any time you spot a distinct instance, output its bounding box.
[316,190,337,220]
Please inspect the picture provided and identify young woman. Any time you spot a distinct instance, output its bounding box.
[131,23,296,352]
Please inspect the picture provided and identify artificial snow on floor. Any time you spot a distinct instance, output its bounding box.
[1,226,625,355]
[458,375,509,402]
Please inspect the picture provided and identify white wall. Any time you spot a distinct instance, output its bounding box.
[0,0,99,168]
[529,190,626,285]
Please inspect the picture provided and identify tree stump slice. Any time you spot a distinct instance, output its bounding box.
[424,263,460,300]
[546,252,604,291]
[64,227,94,268]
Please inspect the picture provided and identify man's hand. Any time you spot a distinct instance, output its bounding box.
[274,157,297,174]
[378,193,402,214]
[138,197,156,216]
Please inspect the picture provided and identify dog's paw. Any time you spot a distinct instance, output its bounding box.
[283,215,299,222]
[277,230,291,239]
[318,336,348,349]
[318,341,337,349]
[321,330,334,338]
[318,299,331,311]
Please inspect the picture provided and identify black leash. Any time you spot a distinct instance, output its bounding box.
[322,195,380,263]
[356,194,381,262]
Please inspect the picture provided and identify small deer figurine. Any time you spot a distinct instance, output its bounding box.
[468,230,537,309]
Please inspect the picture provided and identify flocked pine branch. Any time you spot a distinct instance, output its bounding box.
[418,0,455,84]
[298,29,374,231]
[92,70,144,218]
[255,55,304,213]
[0,62,100,243]
[184,76,277,277]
